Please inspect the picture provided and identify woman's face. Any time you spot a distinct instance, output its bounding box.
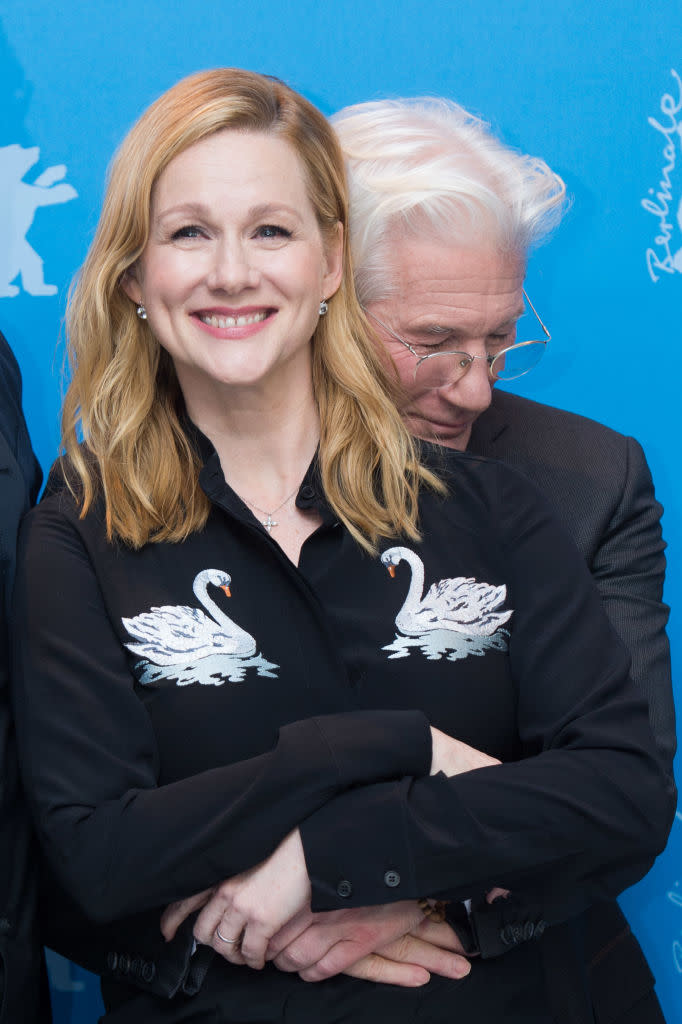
[123,129,343,409]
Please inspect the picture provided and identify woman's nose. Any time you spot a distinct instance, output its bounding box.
[206,238,260,292]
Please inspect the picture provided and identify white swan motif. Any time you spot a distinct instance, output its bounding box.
[381,547,512,638]
[123,568,257,665]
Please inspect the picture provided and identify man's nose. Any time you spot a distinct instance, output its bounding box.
[442,354,493,414]
[206,238,259,292]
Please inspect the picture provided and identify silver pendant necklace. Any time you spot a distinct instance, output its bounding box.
[242,484,301,533]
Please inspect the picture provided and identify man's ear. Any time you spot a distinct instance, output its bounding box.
[322,221,344,300]
[120,266,143,306]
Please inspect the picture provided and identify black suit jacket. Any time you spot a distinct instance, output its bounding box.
[469,389,674,1024]
[0,331,46,1022]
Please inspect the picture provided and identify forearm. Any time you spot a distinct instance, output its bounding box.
[301,731,670,918]
[14,503,437,922]
[23,706,430,922]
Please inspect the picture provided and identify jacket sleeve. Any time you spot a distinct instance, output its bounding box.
[588,436,674,768]
[466,436,675,957]
[11,504,431,926]
[299,463,674,928]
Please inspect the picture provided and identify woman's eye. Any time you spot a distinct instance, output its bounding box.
[256,224,292,240]
[171,225,204,240]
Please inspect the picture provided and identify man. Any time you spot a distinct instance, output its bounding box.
[0,329,48,1021]
[330,97,674,1023]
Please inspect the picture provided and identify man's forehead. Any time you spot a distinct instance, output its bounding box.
[380,234,526,328]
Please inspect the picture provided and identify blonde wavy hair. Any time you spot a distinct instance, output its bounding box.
[63,68,439,552]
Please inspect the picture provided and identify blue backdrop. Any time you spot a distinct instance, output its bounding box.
[1,1,680,1020]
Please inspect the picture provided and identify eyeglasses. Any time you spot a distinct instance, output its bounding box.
[366,290,550,391]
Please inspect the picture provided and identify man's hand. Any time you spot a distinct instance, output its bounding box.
[161,887,215,942]
[267,900,471,984]
[342,923,473,987]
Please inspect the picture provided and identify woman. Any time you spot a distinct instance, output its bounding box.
[12,69,671,1023]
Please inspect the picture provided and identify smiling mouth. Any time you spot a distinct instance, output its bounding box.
[198,310,270,328]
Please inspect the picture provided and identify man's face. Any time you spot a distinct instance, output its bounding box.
[366,235,526,450]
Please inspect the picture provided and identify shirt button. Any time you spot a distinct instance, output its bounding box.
[383,870,401,888]
[337,879,353,898]
[299,485,315,500]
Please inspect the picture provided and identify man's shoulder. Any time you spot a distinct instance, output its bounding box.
[483,389,629,440]
[467,391,659,560]
[470,390,635,466]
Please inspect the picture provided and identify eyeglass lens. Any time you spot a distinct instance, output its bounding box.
[415,340,546,390]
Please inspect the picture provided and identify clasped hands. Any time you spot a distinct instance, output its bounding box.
[161,729,504,987]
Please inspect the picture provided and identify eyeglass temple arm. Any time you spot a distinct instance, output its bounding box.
[364,308,420,356]
[522,289,551,341]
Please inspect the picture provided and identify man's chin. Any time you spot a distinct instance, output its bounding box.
[407,415,473,451]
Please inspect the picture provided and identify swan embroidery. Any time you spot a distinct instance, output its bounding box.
[122,568,278,684]
[380,546,512,661]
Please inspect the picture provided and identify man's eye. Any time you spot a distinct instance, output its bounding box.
[422,339,455,354]
[171,225,204,240]
[256,224,292,240]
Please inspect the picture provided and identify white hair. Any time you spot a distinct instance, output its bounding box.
[332,98,568,305]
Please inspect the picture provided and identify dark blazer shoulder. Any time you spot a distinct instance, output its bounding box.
[468,390,656,561]
[470,389,632,462]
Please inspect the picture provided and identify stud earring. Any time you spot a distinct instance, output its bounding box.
[136,304,147,320]
[318,299,328,316]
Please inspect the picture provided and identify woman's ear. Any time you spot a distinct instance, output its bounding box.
[321,222,344,300]
[120,266,143,306]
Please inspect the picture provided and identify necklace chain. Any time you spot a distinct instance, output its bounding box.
[242,483,301,533]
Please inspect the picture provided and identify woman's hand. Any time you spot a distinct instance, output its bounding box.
[162,829,311,970]
[429,727,500,776]
[266,901,471,984]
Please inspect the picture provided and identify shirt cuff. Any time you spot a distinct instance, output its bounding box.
[300,777,417,911]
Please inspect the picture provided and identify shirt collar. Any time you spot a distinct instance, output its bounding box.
[185,418,334,526]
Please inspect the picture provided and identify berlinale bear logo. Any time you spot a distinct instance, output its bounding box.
[0,143,77,298]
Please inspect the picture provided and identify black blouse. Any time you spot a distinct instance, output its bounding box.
[11,438,671,1022]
